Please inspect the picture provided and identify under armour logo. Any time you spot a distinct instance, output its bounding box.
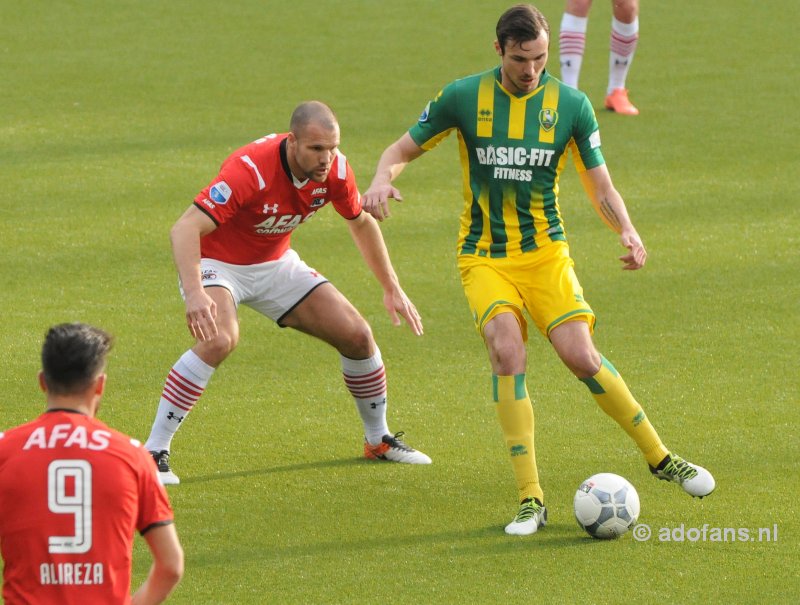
[167,412,184,423]
[562,60,572,67]
[263,203,279,214]
[369,398,387,409]
[615,59,629,66]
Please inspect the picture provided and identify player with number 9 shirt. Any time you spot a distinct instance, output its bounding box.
[0,323,182,605]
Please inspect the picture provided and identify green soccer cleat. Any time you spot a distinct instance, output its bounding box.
[505,497,547,536]
[650,453,715,498]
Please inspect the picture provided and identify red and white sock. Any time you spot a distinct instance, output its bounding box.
[341,349,390,445]
[608,17,639,94]
[145,349,214,452]
[559,12,588,88]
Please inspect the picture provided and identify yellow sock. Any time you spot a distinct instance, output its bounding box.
[494,374,544,504]
[580,357,669,467]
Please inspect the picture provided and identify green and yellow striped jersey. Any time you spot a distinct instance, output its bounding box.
[409,67,604,258]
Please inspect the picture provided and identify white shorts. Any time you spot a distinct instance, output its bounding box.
[181,249,329,324]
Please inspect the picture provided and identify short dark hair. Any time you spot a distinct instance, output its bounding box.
[496,4,550,54]
[41,323,113,395]
[290,101,338,137]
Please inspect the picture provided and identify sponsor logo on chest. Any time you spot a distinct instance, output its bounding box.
[476,145,555,168]
[254,211,317,234]
[475,145,557,183]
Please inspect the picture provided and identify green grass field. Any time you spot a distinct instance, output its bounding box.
[2,1,798,603]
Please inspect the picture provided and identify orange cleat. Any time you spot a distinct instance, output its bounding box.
[604,88,639,115]
[363,431,431,464]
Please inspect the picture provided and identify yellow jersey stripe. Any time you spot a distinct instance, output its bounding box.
[508,94,527,140]
[421,127,454,152]
[538,79,560,144]
[477,72,495,138]
[501,184,520,250]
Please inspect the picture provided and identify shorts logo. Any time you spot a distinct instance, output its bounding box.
[209,181,232,205]
[201,269,217,281]
[538,109,558,132]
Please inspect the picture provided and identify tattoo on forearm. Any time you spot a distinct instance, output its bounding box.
[599,197,621,229]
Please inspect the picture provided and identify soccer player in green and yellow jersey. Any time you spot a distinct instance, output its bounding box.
[363,3,715,536]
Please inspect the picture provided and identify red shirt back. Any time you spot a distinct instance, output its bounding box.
[0,410,174,605]
[194,133,362,265]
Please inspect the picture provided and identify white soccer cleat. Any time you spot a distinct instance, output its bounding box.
[505,498,547,535]
[150,450,181,485]
[650,454,715,498]
[363,432,432,464]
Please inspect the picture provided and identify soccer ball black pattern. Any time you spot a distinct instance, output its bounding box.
[574,473,640,539]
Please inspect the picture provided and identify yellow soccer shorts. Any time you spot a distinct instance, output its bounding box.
[457,241,596,341]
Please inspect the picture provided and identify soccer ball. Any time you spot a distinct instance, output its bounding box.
[574,473,640,539]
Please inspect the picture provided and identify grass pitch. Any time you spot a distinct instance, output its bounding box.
[1,1,797,603]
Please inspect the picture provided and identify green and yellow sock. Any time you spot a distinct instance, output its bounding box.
[580,356,669,467]
[493,374,544,504]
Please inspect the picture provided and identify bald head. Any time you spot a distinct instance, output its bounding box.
[290,101,338,137]
[285,101,341,183]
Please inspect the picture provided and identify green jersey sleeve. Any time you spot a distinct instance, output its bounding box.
[408,82,459,150]
[571,94,604,171]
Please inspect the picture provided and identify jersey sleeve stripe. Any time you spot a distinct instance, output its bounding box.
[194,202,220,225]
[139,519,175,536]
[336,151,347,180]
[240,154,266,190]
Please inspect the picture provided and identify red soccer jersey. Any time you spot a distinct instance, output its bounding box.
[0,410,174,605]
[194,133,362,265]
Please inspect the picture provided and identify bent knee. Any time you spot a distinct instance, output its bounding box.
[613,0,639,22]
[487,340,527,375]
[196,333,238,365]
[339,320,375,359]
[566,0,592,17]
[562,349,601,378]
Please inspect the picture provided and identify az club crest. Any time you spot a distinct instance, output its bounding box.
[538,108,558,132]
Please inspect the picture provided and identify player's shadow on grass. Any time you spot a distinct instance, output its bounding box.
[188,523,596,569]
[179,456,385,485]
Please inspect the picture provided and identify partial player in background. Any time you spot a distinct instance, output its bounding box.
[145,100,431,485]
[363,4,714,537]
[559,0,641,114]
[0,323,183,604]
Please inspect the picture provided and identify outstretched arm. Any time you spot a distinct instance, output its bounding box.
[579,164,647,270]
[347,211,423,335]
[361,133,426,221]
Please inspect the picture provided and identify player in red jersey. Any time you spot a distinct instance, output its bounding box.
[0,323,183,605]
[144,100,431,485]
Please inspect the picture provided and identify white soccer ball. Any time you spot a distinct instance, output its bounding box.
[574,473,640,539]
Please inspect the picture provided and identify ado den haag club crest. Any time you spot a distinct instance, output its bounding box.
[538,108,558,131]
